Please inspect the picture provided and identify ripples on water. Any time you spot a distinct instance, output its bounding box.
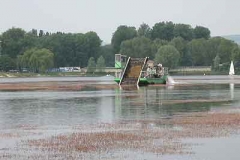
[0,75,240,159]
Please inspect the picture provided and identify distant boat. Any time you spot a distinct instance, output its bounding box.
[229,61,235,75]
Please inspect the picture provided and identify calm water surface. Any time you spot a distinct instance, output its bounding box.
[0,75,240,159]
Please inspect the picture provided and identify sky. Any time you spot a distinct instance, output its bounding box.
[0,0,239,43]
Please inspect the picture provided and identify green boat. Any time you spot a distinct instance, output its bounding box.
[114,54,168,86]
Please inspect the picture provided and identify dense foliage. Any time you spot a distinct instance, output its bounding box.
[0,21,239,73]
[0,28,102,72]
[155,45,180,69]
[19,48,54,73]
[96,56,106,72]
[87,57,96,73]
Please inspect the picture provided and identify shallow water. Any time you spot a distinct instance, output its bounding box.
[0,75,240,159]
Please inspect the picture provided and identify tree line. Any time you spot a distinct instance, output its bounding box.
[112,22,240,70]
[0,21,239,73]
[0,28,103,72]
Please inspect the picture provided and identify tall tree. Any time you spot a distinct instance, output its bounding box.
[205,37,222,66]
[1,27,26,58]
[213,54,220,71]
[169,37,190,66]
[83,31,102,59]
[96,55,106,72]
[151,38,168,55]
[120,36,153,59]
[218,38,237,63]
[21,48,54,73]
[187,39,207,66]
[99,44,114,67]
[231,46,240,62]
[193,26,211,39]
[39,30,44,37]
[30,29,38,36]
[0,55,16,71]
[155,45,180,69]
[36,48,54,72]
[151,21,174,41]
[38,31,101,68]
[173,24,193,41]
[21,32,39,51]
[111,25,137,54]
[137,23,151,38]
[87,57,96,73]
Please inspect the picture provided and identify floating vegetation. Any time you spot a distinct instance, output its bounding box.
[0,82,118,91]
[1,111,240,159]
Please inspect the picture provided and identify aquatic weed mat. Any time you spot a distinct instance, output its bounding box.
[1,111,240,159]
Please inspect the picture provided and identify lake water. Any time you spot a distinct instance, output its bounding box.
[0,75,240,160]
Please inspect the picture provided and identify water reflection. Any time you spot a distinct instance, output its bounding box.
[0,83,239,129]
[230,83,234,100]
[0,91,116,128]
[114,84,238,120]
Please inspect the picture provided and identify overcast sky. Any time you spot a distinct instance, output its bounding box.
[0,0,239,43]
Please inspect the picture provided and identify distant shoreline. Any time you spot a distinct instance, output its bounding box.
[0,72,113,78]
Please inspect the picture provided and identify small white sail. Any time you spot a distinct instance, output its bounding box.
[229,61,235,75]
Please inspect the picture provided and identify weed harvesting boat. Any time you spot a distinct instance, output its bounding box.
[114,54,168,86]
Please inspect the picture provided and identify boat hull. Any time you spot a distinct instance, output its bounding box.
[114,75,167,86]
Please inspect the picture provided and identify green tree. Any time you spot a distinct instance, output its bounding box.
[29,53,39,72]
[0,55,16,71]
[22,32,39,51]
[30,29,38,36]
[173,24,193,41]
[99,44,114,67]
[87,57,96,73]
[231,46,240,62]
[120,36,153,59]
[155,45,180,69]
[21,48,54,73]
[187,39,207,66]
[36,48,54,72]
[84,31,102,59]
[1,27,26,58]
[169,37,190,66]
[111,25,137,54]
[218,38,237,63]
[96,56,106,72]
[193,26,211,39]
[213,54,221,70]
[151,21,174,41]
[151,38,168,55]
[21,48,35,68]
[137,23,151,38]
[39,30,44,37]
[38,31,101,68]
[0,37,2,56]
[205,37,222,66]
